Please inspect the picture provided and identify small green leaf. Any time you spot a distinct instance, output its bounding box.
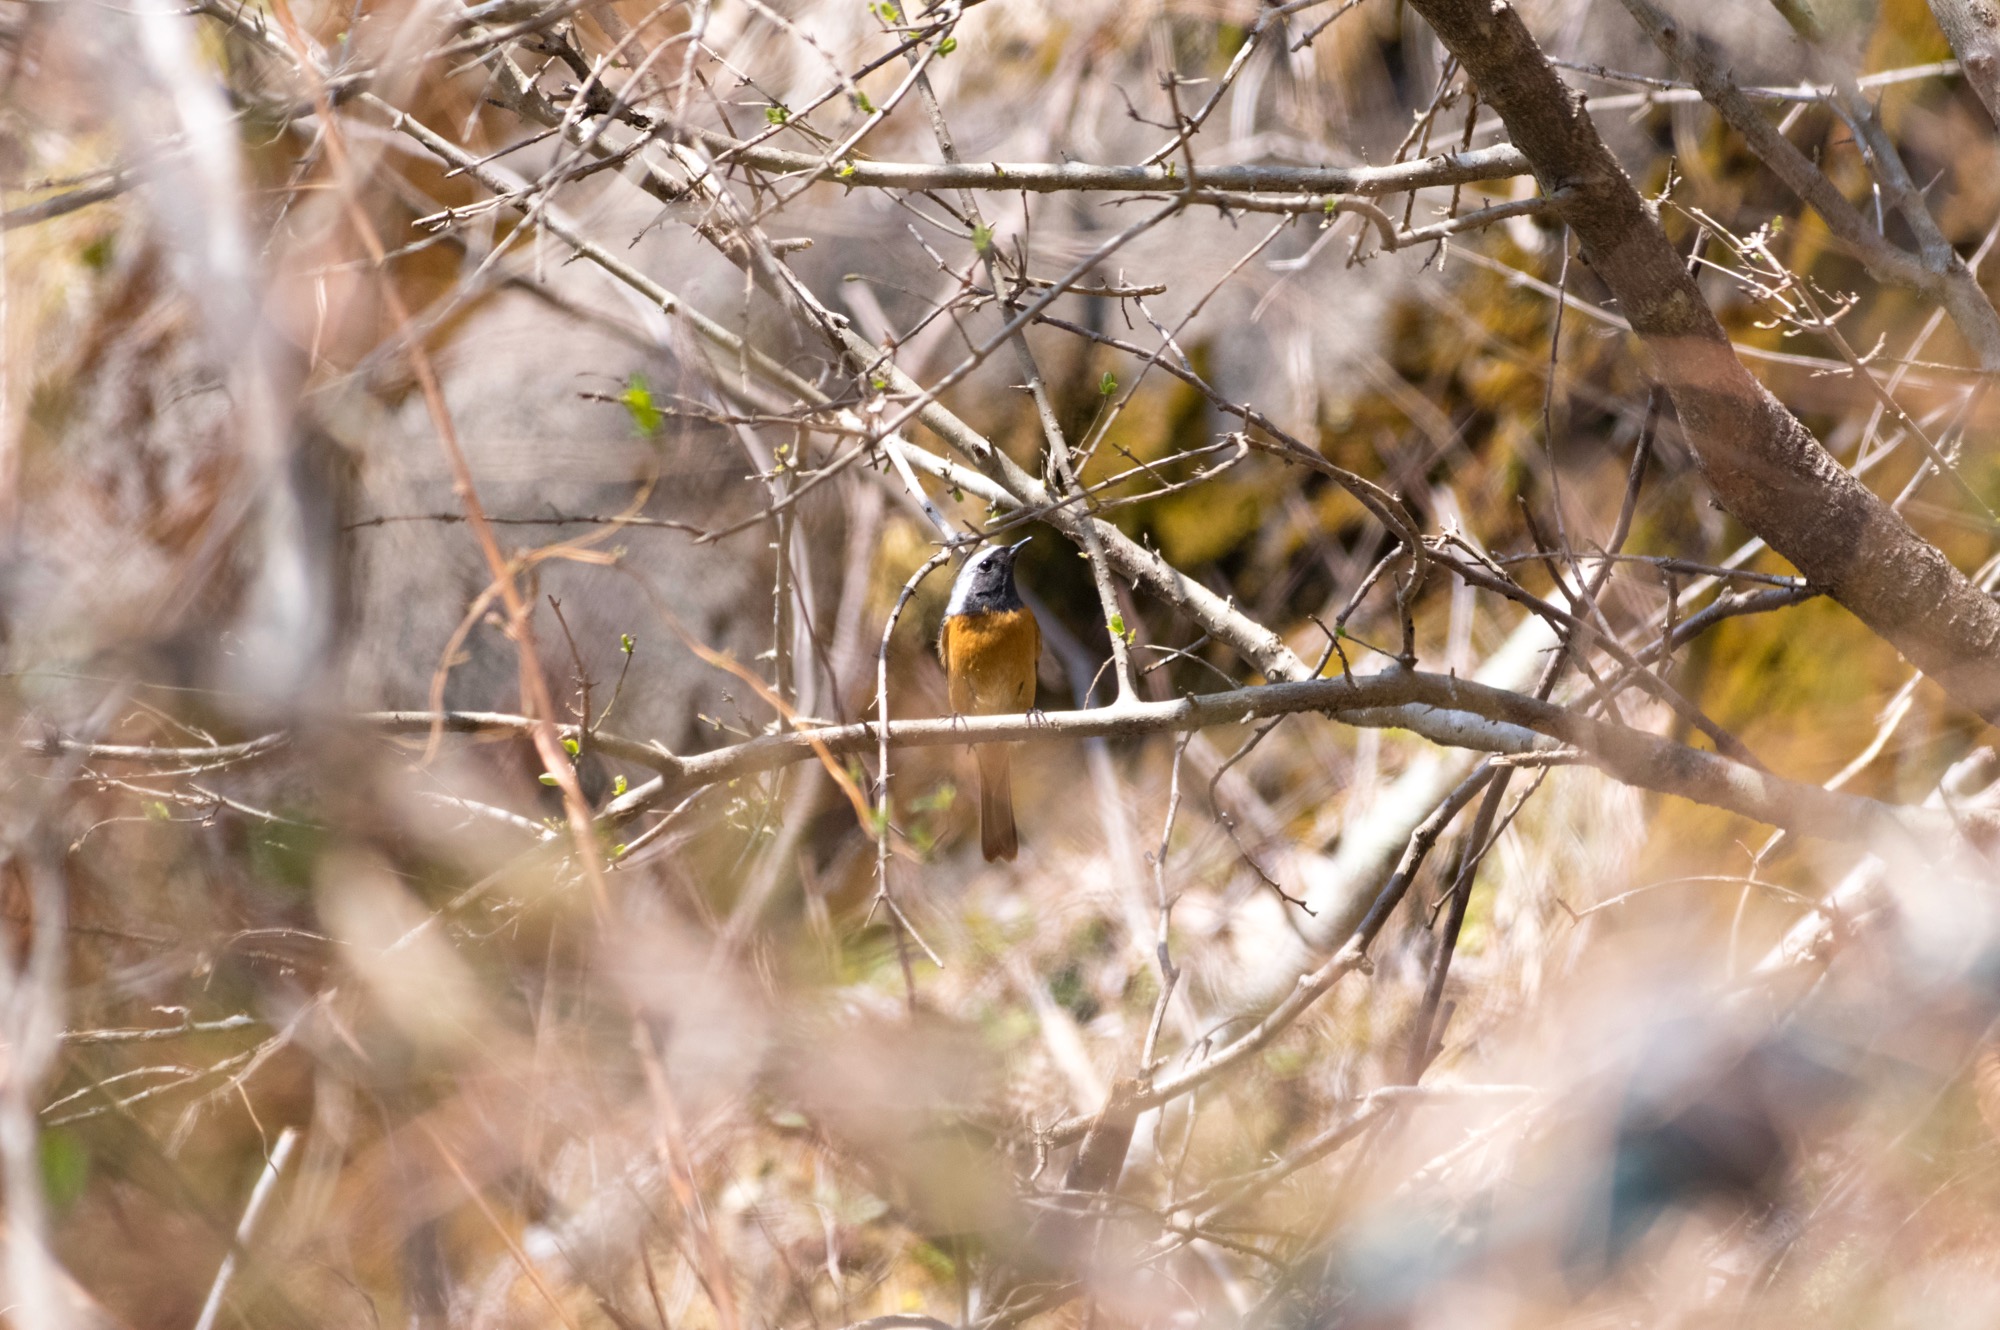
[854,90,875,114]
[765,104,790,125]
[1099,371,1117,396]
[146,800,172,821]
[971,222,994,254]
[937,35,957,55]
[612,843,628,857]
[538,773,560,787]
[620,373,664,435]
[561,737,580,756]
[613,774,628,796]
[1108,612,1127,639]
[835,160,857,179]
[620,633,635,655]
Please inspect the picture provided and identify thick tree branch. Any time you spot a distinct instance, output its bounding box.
[581,669,1997,851]
[1926,0,2000,127]
[59,670,1977,851]
[698,133,1530,198]
[1406,0,2000,725]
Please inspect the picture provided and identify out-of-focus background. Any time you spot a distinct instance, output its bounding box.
[5,0,2000,1325]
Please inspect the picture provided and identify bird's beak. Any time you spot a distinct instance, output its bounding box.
[1007,537,1033,554]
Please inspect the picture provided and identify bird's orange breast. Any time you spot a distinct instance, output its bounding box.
[939,607,1040,715]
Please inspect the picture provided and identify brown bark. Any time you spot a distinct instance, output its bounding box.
[1404,0,2000,724]
[1929,0,2000,129]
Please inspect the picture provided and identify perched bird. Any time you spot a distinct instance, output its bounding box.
[938,538,1039,861]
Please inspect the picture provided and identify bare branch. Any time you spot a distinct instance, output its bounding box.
[1619,0,2000,368]
[1411,0,2000,724]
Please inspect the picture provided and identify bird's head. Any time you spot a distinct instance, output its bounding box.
[946,537,1032,616]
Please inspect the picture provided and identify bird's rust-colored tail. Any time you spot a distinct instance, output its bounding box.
[977,745,1017,862]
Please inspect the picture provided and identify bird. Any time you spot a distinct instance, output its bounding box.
[937,538,1039,861]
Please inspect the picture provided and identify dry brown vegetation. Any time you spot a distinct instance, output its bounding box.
[7,0,2000,1326]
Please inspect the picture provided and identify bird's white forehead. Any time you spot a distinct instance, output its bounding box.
[945,546,1007,615]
